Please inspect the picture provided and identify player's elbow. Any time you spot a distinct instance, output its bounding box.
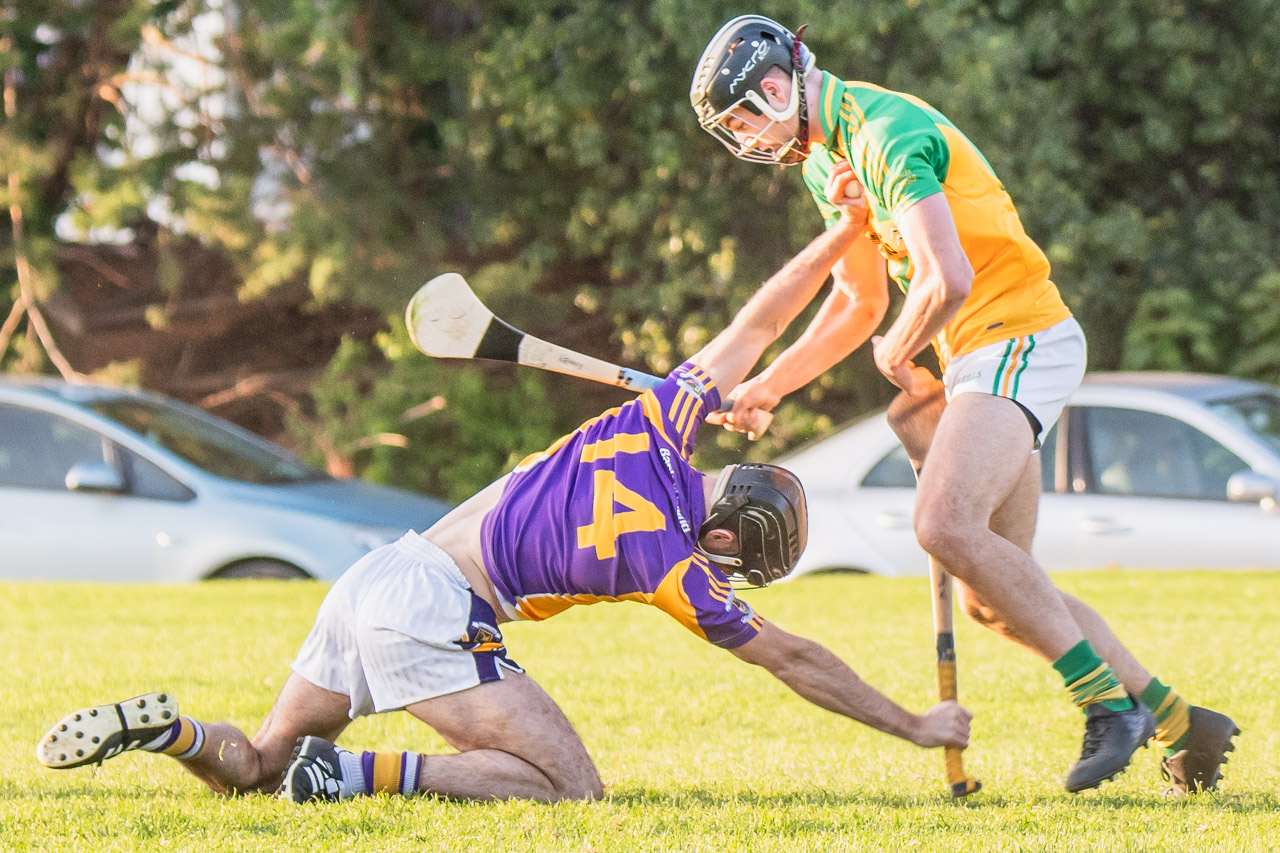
[938,262,973,309]
[861,289,891,327]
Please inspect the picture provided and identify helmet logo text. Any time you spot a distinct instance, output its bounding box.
[729,40,772,95]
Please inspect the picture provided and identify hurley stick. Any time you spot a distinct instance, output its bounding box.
[406,272,770,436]
[885,375,982,798]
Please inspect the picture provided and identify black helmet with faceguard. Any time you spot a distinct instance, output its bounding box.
[699,463,808,587]
[690,15,815,165]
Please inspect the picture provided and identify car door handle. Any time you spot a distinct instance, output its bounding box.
[1080,517,1131,535]
[875,511,913,529]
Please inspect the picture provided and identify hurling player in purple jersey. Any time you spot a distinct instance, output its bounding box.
[38,182,970,805]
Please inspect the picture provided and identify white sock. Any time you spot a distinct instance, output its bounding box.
[336,747,366,797]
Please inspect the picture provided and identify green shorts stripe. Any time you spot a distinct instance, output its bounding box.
[1010,335,1036,399]
[991,339,1016,395]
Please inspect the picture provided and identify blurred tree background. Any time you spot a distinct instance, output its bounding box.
[1,0,1277,502]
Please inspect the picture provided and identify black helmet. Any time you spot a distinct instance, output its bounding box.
[690,15,815,165]
[700,463,808,587]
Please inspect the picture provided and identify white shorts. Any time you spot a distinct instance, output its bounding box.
[291,532,522,719]
[944,317,1086,450]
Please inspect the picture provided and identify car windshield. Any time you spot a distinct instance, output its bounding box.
[89,398,325,485]
[1205,391,1280,455]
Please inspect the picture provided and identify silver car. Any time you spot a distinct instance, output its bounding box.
[781,372,1280,577]
[0,377,451,581]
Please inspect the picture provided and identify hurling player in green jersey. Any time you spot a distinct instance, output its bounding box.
[690,15,1237,794]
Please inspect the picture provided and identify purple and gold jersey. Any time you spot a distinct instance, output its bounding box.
[480,362,764,649]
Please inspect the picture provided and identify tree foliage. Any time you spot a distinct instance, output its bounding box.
[3,0,1278,500]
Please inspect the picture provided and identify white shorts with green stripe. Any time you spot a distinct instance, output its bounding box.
[943,317,1086,451]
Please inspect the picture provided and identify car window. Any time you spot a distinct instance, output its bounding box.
[0,404,111,490]
[1083,407,1248,500]
[860,444,917,488]
[121,448,196,502]
[88,398,323,485]
[1206,391,1280,455]
[1039,421,1059,492]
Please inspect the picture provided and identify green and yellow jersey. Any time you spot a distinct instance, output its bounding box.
[803,72,1071,368]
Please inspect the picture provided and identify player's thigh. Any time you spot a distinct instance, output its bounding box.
[988,451,1041,553]
[406,672,596,782]
[917,392,1035,528]
[251,673,352,774]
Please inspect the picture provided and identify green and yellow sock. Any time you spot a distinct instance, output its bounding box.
[1053,640,1133,712]
[1139,676,1191,754]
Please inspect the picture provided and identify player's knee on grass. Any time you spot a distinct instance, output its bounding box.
[549,760,604,802]
[408,673,603,801]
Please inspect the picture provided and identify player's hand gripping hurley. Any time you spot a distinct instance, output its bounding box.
[406,273,769,436]
[886,374,982,798]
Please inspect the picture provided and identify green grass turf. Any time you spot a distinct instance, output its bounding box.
[1,571,1276,852]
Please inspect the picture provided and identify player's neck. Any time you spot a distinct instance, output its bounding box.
[803,67,826,147]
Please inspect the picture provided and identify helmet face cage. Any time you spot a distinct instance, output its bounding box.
[690,15,815,166]
[699,463,809,587]
[698,86,806,165]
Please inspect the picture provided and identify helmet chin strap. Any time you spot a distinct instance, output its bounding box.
[791,25,810,160]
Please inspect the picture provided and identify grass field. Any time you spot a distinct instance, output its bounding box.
[1,571,1277,852]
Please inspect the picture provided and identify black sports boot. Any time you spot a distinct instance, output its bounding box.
[1065,696,1156,793]
[279,736,358,803]
[1161,706,1240,795]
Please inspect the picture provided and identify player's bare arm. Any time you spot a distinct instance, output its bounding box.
[710,168,887,435]
[721,238,888,416]
[730,621,970,748]
[688,191,869,397]
[870,192,973,394]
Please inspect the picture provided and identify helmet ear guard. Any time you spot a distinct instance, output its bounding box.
[690,15,814,165]
[699,463,808,587]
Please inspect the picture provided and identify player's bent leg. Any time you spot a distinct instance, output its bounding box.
[408,671,602,802]
[918,393,1157,791]
[281,671,600,804]
[181,673,351,796]
[38,675,353,798]
[914,392,1081,660]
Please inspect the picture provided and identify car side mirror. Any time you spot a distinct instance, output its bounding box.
[1226,470,1280,504]
[65,461,126,494]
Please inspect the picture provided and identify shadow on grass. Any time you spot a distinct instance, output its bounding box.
[604,786,1280,814]
[11,779,1280,819]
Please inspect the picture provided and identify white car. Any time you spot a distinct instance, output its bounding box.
[781,372,1280,577]
[0,377,451,581]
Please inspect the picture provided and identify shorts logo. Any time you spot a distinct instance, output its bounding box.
[957,370,982,383]
[456,620,503,653]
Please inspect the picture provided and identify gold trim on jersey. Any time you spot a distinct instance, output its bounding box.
[516,589,654,621]
[640,390,679,453]
[514,405,622,472]
[580,431,650,462]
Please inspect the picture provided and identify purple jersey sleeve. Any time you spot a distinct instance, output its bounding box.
[651,551,764,649]
[642,362,722,460]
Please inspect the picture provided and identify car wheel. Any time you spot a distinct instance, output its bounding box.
[209,559,309,580]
